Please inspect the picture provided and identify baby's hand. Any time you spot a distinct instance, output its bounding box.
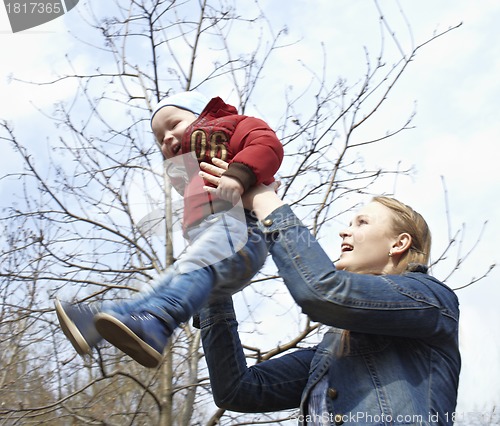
[216,175,244,205]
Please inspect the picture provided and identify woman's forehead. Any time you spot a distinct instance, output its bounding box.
[354,202,393,222]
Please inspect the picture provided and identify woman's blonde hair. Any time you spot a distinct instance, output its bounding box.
[372,196,431,273]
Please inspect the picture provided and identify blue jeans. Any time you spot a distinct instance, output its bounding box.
[108,209,268,333]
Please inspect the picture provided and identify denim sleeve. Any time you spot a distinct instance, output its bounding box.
[258,205,460,340]
[198,297,313,412]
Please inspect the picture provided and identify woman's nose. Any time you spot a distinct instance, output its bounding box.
[339,227,351,238]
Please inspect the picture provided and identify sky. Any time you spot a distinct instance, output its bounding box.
[1,0,499,422]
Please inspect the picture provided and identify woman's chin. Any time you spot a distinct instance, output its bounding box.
[335,260,348,271]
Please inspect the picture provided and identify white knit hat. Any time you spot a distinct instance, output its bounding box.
[151,91,210,125]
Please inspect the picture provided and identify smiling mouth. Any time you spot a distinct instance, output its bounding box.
[172,144,181,156]
[341,244,353,253]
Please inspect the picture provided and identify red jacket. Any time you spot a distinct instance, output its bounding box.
[171,97,283,232]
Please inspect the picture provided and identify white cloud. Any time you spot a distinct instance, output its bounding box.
[0,8,92,120]
[457,303,500,413]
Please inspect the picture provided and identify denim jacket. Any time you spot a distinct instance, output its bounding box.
[199,205,460,425]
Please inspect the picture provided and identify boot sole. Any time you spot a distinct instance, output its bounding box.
[94,313,162,368]
[55,298,91,356]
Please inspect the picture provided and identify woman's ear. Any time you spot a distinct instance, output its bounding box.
[391,233,412,256]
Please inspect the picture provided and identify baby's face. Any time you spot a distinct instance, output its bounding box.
[151,106,197,159]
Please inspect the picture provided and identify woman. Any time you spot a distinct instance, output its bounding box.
[197,159,460,425]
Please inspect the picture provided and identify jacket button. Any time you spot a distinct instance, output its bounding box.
[327,387,338,399]
[334,413,344,425]
[262,218,273,227]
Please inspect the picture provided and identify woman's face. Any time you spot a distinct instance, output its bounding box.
[335,201,400,274]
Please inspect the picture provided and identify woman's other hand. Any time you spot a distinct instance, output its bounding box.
[200,158,284,218]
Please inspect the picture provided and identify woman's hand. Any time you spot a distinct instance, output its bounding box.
[217,175,244,206]
[199,159,240,204]
[199,158,229,185]
[200,158,285,218]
